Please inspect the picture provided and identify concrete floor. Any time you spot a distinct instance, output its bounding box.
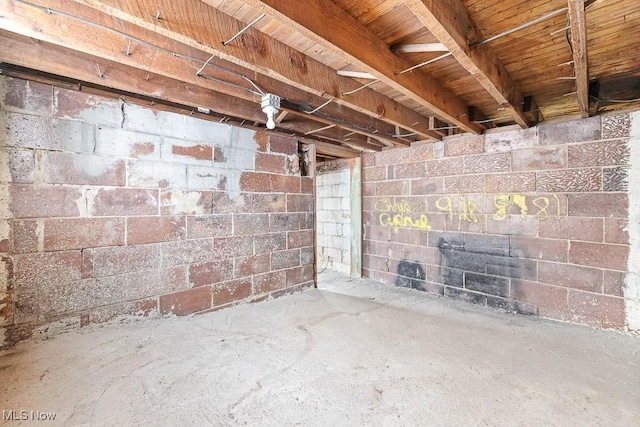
[1,272,639,426]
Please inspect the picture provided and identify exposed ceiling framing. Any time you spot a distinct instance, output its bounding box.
[0,0,639,159]
[402,0,529,127]
[567,0,590,118]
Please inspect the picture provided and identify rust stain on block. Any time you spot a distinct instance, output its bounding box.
[212,279,252,306]
[132,142,156,157]
[172,144,213,161]
[159,286,212,316]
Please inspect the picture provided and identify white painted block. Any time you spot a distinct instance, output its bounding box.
[127,159,188,189]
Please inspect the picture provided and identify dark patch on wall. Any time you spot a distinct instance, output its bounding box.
[444,287,487,306]
[437,237,521,282]
[438,267,464,287]
[465,273,509,298]
[487,297,538,316]
[396,259,426,291]
[435,237,537,316]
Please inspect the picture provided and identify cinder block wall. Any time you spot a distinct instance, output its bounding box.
[363,112,637,330]
[316,160,351,275]
[0,76,314,347]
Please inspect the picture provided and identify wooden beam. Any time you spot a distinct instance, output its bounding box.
[238,0,482,133]
[567,0,590,118]
[0,0,436,149]
[41,0,441,140]
[0,31,382,153]
[402,0,531,128]
[311,141,361,159]
[0,0,411,144]
[275,110,289,124]
[280,101,405,148]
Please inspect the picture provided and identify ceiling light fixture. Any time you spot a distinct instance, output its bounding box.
[261,93,281,130]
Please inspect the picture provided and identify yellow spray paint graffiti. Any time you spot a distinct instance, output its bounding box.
[379,213,431,232]
[435,194,480,229]
[374,193,561,233]
[493,194,528,220]
[375,198,432,232]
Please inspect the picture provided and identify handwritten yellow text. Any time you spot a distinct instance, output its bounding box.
[379,213,431,232]
[375,198,431,232]
[436,195,479,229]
[375,198,412,213]
[494,194,528,220]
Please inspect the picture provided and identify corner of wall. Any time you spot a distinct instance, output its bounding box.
[349,157,362,278]
[625,110,640,331]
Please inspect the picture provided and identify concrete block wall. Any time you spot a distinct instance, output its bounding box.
[0,76,314,348]
[362,112,637,330]
[316,160,351,274]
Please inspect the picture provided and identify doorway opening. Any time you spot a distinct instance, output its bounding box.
[314,157,362,279]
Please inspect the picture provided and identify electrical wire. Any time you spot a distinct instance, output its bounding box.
[318,257,331,274]
[17,0,264,98]
[241,75,266,95]
[15,0,431,142]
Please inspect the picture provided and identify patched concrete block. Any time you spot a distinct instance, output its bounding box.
[53,119,96,153]
[183,116,233,145]
[161,137,214,165]
[187,165,229,191]
[122,104,186,138]
[127,159,188,189]
[539,116,601,145]
[160,190,212,215]
[43,152,125,186]
[54,87,122,127]
[96,127,161,159]
[485,127,538,152]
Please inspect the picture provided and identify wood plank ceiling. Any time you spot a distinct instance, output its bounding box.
[1,0,639,159]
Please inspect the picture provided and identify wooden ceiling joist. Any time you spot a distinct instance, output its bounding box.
[402,0,533,128]
[567,0,590,118]
[0,0,635,160]
[238,0,483,134]
[0,31,385,153]
[0,0,423,151]
[51,0,443,141]
[311,140,361,158]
